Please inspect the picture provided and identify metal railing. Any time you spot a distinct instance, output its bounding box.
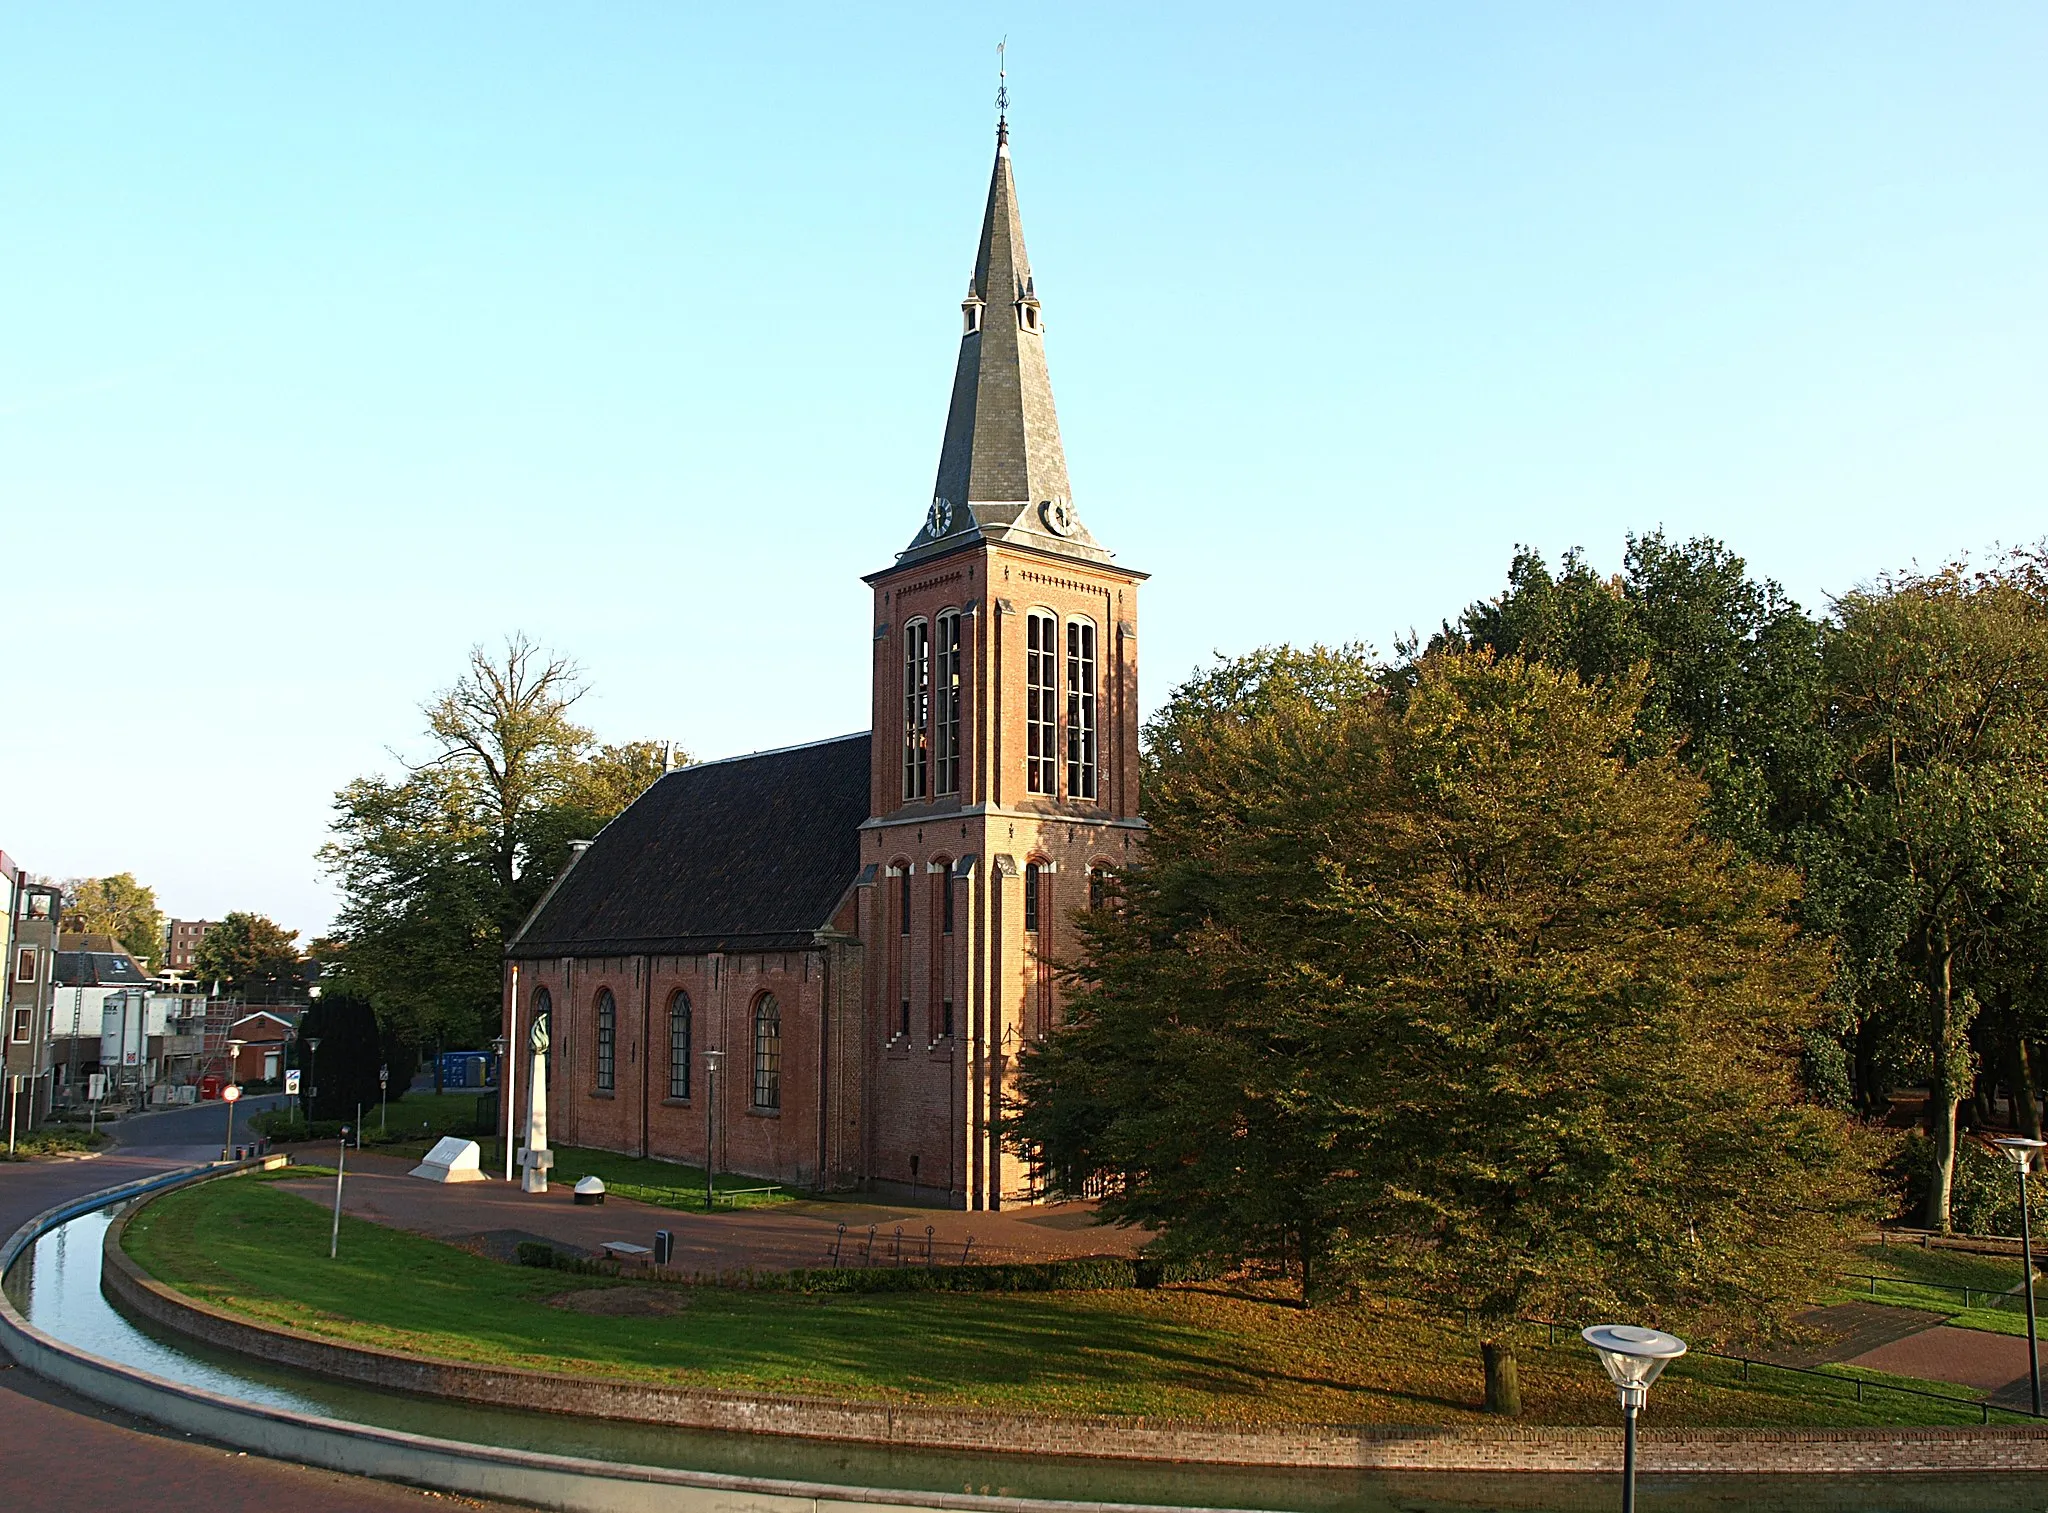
[1838,1271,2024,1313]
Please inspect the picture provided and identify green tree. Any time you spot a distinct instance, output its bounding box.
[60,874,166,965]
[192,912,302,996]
[321,637,675,1062]
[1818,555,2048,1229]
[1427,531,1831,858]
[1015,646,1880,1414]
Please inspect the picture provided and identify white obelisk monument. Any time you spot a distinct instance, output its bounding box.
[517,1011,554,1194]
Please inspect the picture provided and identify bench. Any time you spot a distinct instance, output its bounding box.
[600,1241,653,1267]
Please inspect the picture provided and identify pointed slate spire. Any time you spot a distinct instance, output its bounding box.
[901,124,1109,565]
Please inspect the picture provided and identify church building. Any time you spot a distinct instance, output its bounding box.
[505,119,1144,1209]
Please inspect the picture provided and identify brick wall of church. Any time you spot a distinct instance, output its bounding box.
[507,941,864,1193]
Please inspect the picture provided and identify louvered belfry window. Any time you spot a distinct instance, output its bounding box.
[903,618,931,800]
[753,995,782,1110]
[668,992,691,1100]
[1026,611,1058,794]
[595,989,616,1092]
[934,610,962,796]
[1066,618,1097,800]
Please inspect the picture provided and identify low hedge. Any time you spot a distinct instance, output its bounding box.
[511,1245,1218,1295]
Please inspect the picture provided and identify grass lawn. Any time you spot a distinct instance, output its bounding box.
[1823,1240,2036,1339]
[120,1173,2025,1429]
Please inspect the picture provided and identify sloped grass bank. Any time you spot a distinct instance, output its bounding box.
[120,1174,2015,1429]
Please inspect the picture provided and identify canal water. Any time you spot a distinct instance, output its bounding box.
[4,1204,2039,1513]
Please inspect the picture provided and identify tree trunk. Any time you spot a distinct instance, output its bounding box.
[2014,1037,2043,1140]
[1481,1338,1521,1416]
[1923,935,1959,1233]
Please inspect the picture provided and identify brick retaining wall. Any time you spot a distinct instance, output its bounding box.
[103,1191,2048,1474]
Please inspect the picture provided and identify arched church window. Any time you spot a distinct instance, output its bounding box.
[1024,861,1042,934]
[1066,618,1097,800]
[595,989,616,1092]
[1026,611,1058,795]
[903,618,931,800]
[668,992,691,1101]
[753,995,782,1110]
[934,610,962,796]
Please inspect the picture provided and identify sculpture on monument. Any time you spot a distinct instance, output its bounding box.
[517,1010,554,1194]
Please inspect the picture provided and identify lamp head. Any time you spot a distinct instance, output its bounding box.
[1993,1136,2047,1173]
[1582,1324,1687,1405]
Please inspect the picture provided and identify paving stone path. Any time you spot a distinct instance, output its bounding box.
[271,1148,1146,1276]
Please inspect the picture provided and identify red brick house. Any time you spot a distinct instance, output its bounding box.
[506,120,1144,1208]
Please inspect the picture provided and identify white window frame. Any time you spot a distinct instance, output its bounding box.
[934,610,962,796]
[903,617,932,800]
[1066,617,1098,800]
[1026,610,1058,795]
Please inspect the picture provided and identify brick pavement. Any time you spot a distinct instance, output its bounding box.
[1846,1323,2036,1404]
[0,1149,517,1512]
[273,1148,1145,1273]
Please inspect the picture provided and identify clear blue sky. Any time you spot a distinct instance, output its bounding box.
[3,4,2042,940]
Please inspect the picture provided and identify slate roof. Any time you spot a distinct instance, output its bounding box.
[509,733,871,960]
[890,124,1116,572]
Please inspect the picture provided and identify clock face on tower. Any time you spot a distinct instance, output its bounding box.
[926,497,954,537]
[1039,497,1076,537]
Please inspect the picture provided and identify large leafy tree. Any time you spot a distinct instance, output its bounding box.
[1015,646,1879,1414]
[192,912,302,996]
[1817,556,2048,1228]
[1426,531,1831,859]
[60,873,166,965]
[321,635,673,1060]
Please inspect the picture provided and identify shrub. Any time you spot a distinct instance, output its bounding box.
[515,1242,556,1269]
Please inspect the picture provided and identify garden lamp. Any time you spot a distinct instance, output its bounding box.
[1582,1324,1686,1513]
[1993,1135,2045,1417]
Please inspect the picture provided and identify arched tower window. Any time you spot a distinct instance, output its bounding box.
[1066,619,1097,800]
[753,994,782,1110]
[1024,861,1042,934]
[903,617,931,800]
[667,991,691,1100]
[594,989,616,1092]
[934,610,962,796]
[1026,611,1058,795]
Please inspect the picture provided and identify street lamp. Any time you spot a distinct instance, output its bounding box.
[305,1037,321,1128]
[1993,1136,2046,1417]
[1583,1324,1687,1513]
[220,1038,247,1160]
[702,1048,724,1212]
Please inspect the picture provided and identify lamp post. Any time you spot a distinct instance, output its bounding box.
[220,1038,246,1160]
[378,1064,388,1132]
[1994,1135,2046,1417]
[702,1048,724,1212]
[489,1035,508,1176]
[305,1036,321,1128]
[1583,1325,1687,1513]
[331,1125,349,1259]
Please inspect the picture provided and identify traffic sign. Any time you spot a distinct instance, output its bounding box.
[223,1084,243,1103]
[284,1069,301,1095]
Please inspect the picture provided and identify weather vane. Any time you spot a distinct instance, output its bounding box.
[996,38,1009,135]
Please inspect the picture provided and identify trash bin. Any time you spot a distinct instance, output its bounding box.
[654,1229,674,1265]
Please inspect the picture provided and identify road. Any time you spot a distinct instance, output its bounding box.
[0,1099,513,1511]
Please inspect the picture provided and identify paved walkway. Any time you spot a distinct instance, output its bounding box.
[1845,1324,2037,1407]
[274,1149,1146,1274]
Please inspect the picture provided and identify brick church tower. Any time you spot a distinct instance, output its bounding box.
[859,119,1145,1209]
